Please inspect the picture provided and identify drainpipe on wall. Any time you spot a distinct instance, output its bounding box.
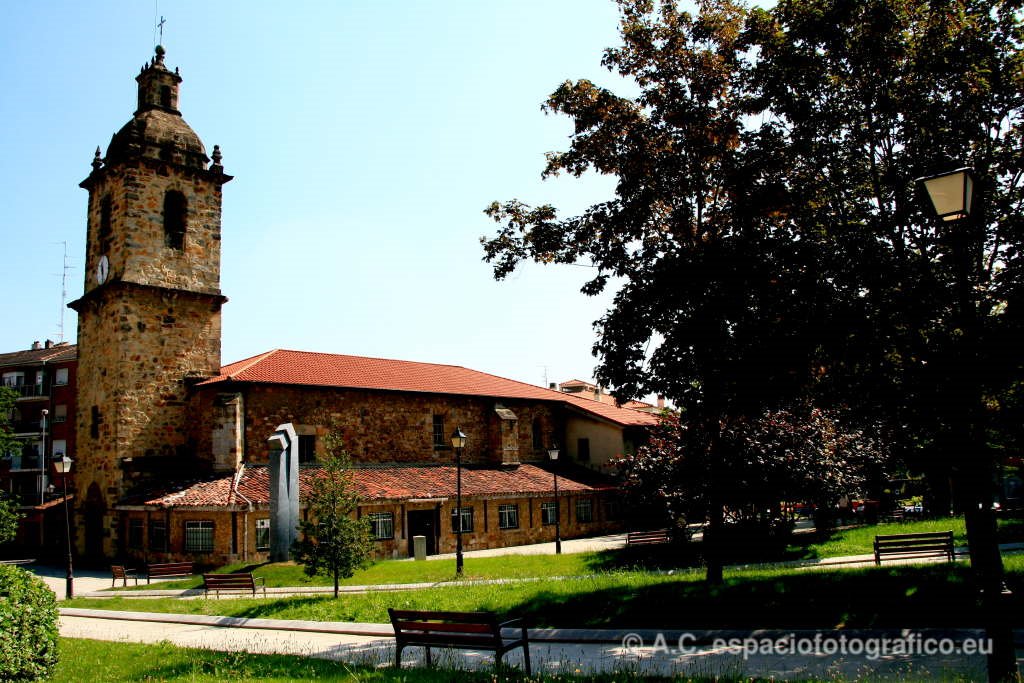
[232,464,253,562]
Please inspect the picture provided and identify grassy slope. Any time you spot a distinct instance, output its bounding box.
[118,517,1018,592]
[70,555,1024,629]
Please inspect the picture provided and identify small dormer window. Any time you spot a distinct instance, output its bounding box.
[163,190,187,250]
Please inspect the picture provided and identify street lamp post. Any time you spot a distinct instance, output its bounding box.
[39,409,48,506]
[450,427,467,576]
[52,454,74,600]
[918,167,1015,682]
[548,446,562,554]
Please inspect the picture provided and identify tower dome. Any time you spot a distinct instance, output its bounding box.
[103,46,209,170]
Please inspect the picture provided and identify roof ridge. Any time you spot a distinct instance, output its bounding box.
[223,348,280,378]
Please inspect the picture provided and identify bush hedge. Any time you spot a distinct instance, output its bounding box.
[0,565,59,681]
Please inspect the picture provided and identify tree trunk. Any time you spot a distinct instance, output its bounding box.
[705,500,724,585]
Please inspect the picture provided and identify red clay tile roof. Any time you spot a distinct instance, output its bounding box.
[0,343,77,367]
[201,349,657,427]
[124,463,616,509]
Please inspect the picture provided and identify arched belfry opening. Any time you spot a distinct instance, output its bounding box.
[164,190,187,249]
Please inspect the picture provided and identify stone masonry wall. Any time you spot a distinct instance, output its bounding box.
[82,160,223,299]
[75,286,222,556]
[230,385,560,466]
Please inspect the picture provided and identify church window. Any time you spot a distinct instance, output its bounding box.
[298,434,316,463]
[532,418,543,450]
[149,519,167,551]
[255,518,270,551]
[432,414,446,448]
[128,519,144,549]
[163,190,187,250]
[160,85,172,108]
[99,195,113,253]
[90,405,101,439]
[184,520,214,553]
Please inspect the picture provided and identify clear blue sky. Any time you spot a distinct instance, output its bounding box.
[1,1,654,392]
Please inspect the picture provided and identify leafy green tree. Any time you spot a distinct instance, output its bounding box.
[484,0,836,583]
[0,385,19,461]
[618,407,884,547]
[0,386,21,546]
[482,0,1022,562]
[483,0,1022,676]
[291,434,372,598]
[0,491,20,546]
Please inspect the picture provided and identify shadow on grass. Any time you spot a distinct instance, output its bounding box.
[187,562,1024,631]
[499,564,1017,630]
[582,533,824,574]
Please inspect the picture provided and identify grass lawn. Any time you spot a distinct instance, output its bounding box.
[70,555,1024,630]
[114,517,1024,593]
[54,638,785,682]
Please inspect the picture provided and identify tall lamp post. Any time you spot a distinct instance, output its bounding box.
[547,446,562,554]
[450,427,467,576]
[918,167,1015,682]
[39,409,48,506]
[53,454,74,600]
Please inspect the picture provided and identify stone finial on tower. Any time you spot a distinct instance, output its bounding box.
[210,144,224,173]
[91,146,103,171]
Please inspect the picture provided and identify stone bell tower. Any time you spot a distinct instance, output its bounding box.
[69,46,231,559]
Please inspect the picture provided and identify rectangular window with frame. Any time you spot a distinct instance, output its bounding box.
[603,499,623,521]
[127,518,144,549]
[54,404,67,423]
[432,414,446,448]
[298,435,316,463]
[184,520,214,553]
[577,438,591,463]
[255,518,270,551]
[541,501,558,526]
[498,504,519,530]
[148,519,167,551]
[2,371,24,388]
[451,507,473,534]
[54,368,69,386]
[575,498,594,524]
[368,512,395,540]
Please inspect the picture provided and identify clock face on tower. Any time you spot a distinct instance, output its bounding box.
[96,254,109,284]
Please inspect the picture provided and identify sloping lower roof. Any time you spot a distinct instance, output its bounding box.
[120,463,616,509]
[200,349,657,427]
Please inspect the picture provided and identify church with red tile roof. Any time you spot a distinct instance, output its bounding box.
[63,47,661,566]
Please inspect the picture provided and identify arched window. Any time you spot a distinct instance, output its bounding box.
[98,195,113,253]
[163,190,187,250]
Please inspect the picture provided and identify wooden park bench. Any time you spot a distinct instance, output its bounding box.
[146,561,194,583]
[388,608,531,674]
[202,572,267,598]
[627,529,671,546]
[873,531,955,565]
[111,564,139,587]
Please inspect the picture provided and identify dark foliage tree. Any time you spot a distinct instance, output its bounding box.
[0,386,19,462]
[618,407,885,549]
[484,0,836,584]
[483,0,1023,676]
[291,434,373,598]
